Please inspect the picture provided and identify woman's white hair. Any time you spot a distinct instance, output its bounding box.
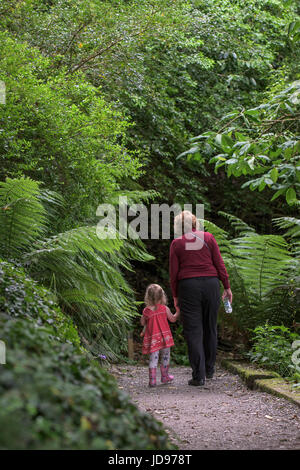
[174,210,199,236]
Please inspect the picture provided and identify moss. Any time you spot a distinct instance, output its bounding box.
[256,378,300,408]
[220,359,280,388]
[220,358,300,408]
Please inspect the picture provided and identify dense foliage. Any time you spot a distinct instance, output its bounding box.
[1,0,300,448]
[0,176,155,359]
[0,261,173,450]
[181,81,300,206]
[180,84,300,334]
[179,15,300,377]
[0,31,142,226]
[1,0,299,217]
[206,213,299,330]
[247,324,300,382]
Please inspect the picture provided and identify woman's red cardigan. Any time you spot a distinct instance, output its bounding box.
[169,229,230,298]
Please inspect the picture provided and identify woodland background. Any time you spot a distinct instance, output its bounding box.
[0,0,299,449]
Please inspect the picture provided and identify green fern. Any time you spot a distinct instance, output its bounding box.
[231,234,292,300]
[273,217,300,258]
[218,211,256,237]
[26,226,153,357]
[202,217,254,319]
[102,189,160,206]
[0,177,154,359]
[0,178,47,258]
[200,218,231,254]
[201,213,297,330]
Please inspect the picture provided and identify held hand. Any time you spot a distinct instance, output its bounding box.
[174,298,180,314]
[222,288,233,304]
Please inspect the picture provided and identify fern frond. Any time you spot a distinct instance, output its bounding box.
[0,177,47,258]
[218,211,256,236]
[273,217,300,257]
[26,224,152,353]
[0,177,154,358]
[201,214,297,330]
[103,189,160,206]
[231,234,292,300]
[37,189,65,225]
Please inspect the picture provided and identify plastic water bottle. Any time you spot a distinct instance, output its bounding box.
[223,297,232,314]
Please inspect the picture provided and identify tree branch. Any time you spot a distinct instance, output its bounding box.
[68,8,159,74]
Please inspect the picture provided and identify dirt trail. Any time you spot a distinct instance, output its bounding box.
[111,363,300,450]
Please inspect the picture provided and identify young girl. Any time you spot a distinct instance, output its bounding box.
[141,284,179,387]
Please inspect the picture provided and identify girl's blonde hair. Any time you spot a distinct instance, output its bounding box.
[174,210,199,236]
[144,284,167,307]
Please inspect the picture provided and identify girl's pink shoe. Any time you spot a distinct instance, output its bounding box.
[149,368,157,387]
[160,365,174,384]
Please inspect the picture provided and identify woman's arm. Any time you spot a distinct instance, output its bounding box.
[169,241,180,305]
[140,315,146,326]
[209,235,230,287]
[209,234,233,303]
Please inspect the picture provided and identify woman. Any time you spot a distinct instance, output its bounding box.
[169,211,232,386]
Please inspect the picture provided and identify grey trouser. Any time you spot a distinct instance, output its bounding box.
[149,348,170,368]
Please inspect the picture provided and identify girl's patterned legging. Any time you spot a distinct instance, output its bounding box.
[149,347,170,368]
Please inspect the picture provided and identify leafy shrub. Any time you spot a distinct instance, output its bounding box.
[247,324,300,382]
[0,261,174,450]
[0,177,155,360]
[182,81,300,207]
[202,214,299,334]
[0,261,81,348]
[0,31,142,224]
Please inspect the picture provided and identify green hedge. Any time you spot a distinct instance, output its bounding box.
[0,261,81,347]
[0,262,174,449]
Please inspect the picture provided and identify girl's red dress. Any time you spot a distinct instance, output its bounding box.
[142,304,174,354]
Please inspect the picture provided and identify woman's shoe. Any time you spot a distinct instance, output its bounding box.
[188,378,205,386]
[160,365,174,384]
[149,368,157,387]
[206,368,214,379]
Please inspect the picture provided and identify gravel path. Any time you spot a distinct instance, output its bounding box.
[111,363,300,450]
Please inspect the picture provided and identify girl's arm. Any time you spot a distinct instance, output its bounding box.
[140,310,147,336]
[166,306,180,323]
[140,324,146,337]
